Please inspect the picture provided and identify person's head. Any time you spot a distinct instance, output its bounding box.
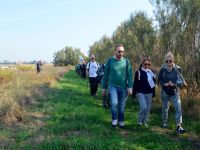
[140,57,151,69]
[164,52,174,67]
[115,44,124,59]
[90,54,95,62]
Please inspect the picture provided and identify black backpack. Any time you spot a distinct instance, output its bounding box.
[96,64,105,83]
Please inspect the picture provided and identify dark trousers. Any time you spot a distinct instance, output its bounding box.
[89,77,98,96]
[37,68,40,73]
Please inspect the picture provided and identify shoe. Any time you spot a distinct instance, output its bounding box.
[103,105,109,109]
[112,119,118,127]
[163,123,168,128]
[176,126,186,134]
[144,123,149,128]
[137,123,142,127]
[119,121,125,129]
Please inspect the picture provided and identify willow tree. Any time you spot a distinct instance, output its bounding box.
[151,0,200,96]
[89,35,114,64]
[112,11,155,66]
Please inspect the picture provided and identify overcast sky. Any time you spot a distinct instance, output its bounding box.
[0,0,154,62]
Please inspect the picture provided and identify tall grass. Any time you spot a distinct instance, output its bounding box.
[0,65,71,123]
[0,69,14,84]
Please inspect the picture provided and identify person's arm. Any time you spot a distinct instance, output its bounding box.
[158,67,165,86]
[102,59,110,96]
[102,59,110,90]
[132,71,138,98]
[127,60,133,95]
[86,62,89,76]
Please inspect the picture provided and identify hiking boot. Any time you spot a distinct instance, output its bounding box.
[163,123,168,128]
[112,119,118,127]
[119,121,125,129]
[176,126,186,134]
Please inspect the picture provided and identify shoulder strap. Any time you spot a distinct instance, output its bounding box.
[87,62,91,71]
[125,58,129,77]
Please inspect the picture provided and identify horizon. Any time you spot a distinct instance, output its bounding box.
[0,0,154,62]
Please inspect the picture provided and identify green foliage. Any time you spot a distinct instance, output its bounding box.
[151,0,200,96]
[89,11,155,67]
[53,46,86,66]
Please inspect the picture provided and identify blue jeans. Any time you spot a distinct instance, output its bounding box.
[109,86,128,122]
[161,90,182,126]
[137,93,153,124]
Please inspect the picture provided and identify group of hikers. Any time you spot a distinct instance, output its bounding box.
[76,44,186,134]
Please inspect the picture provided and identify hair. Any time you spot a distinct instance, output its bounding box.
[138,56,151,70]
[136,56,151,80]
[115,44,124,51]
[164,52,174,61]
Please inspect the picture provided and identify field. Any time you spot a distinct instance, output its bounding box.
[0,66,200,150]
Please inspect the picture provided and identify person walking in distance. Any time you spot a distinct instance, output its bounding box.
[102,44,133,128]
[36,60,42,74]
[86,54,99,96]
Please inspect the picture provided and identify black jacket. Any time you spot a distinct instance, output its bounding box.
[132,68,155,97]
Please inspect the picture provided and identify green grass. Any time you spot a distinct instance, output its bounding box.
[0,70,199,150]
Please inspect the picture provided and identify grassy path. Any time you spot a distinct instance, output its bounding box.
[1,70,199,150]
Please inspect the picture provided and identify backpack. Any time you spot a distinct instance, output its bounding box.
[96,64,105,83]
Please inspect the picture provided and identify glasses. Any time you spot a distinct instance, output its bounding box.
[166,60,172,63]
[144,63,151,66]
[91,58,95,59]
[117,51,124,54]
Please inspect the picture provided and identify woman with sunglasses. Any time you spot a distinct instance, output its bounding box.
[133,57,156,127]
[158,52,185,134]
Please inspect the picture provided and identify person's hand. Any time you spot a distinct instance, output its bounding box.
[102,89,106,96]
[128,88,132,96]
[169,81,175,87]
[164,82,170,86]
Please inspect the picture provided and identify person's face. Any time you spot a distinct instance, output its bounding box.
[142,60,151,69]
[90,55,95,61]
[115,46,124,59]
[165,58,173,67]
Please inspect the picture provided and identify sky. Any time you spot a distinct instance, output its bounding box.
[0,0,154,62]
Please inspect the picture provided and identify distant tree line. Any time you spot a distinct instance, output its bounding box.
[53,46,86,66]
[89,0,200,96]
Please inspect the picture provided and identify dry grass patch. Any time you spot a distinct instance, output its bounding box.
[0,65,71,124]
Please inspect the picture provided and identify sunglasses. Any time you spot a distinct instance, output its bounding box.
[144,63,151,66]
[166,60,172,63]
[91,58,95,59]
[117,50,124,54]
